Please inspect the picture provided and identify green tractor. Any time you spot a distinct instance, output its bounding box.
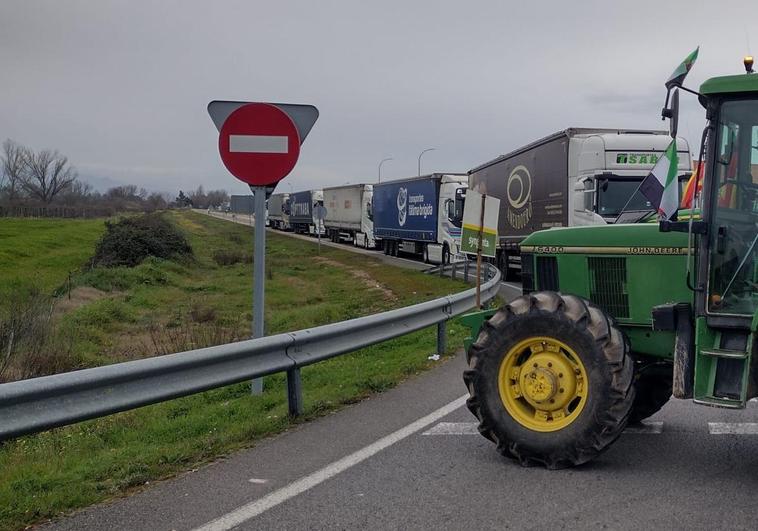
[462,54,758,469]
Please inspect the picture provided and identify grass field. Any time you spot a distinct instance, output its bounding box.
[0,211,475,530]
[0,217,106,297]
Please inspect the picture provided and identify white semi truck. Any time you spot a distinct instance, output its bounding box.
[373,173,467,264]
[267,192,291,231]
[322,184,376,248]
[468,128,692,278]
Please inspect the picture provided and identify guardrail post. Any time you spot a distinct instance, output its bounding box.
[464,261,469,283]
[287,367,303,417]
[452,261,457,280]
[437,320,446,357]
[439,263,444,278]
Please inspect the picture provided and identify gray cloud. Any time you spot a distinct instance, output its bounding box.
[1,0,754,195]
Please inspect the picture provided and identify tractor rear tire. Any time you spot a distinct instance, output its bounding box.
[463,291,635,469]
[629,363,673,424]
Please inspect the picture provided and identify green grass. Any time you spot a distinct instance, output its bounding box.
[0,217,106,297]
[0,211,477,531]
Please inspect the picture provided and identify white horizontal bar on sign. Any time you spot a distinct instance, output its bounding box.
[229,135,288,154]
[708,422,758,435]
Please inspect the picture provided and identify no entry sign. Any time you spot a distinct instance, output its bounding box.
[208,101,318,187]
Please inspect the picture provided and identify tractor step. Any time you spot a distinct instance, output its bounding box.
[694,396,745,409]
[700,348,749,359]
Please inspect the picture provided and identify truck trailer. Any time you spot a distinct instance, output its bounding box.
[268,192,291,230]
[373,173,467,264]
[289,190,324,235]
[322,184,376,248]
[468,128,691,278]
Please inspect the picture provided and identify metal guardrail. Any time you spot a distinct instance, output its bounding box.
[425,259,496,284]
[0,263,501,442]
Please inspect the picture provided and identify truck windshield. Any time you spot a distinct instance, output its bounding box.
[447,188,466,227]
[597,177,688,218]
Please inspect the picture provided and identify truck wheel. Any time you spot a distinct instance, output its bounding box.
[463,292,635,469]
[629,363,673,424]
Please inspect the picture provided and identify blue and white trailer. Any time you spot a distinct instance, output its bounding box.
[372,173,467,264]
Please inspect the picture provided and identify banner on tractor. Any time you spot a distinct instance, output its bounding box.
[460,191,500,258]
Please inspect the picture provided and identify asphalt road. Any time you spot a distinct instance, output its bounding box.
[45,352,758,530]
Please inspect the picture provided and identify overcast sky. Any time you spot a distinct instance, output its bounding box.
[1,0,755,197]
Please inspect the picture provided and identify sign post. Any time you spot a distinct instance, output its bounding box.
[460,190,500,308]
[313,204,327,254]
[208,101,318,398]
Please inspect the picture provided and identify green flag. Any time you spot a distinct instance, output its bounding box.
[640,139,680,220]
[666,47,699,89]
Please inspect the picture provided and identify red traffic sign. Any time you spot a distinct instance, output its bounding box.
[217,103,300,187]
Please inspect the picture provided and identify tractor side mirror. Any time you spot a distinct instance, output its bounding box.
[669,89,679,139]
[662,88,679,139]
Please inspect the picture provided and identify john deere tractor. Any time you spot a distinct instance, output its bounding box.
[462,54,758,469]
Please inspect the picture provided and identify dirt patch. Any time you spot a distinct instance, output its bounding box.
[53,286,109,317]
[313,256,397,300]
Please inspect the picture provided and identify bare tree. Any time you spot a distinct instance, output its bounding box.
[1,139,28,201]
[20,149,77,204]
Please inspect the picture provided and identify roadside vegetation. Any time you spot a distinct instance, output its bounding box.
[0,210,474,530]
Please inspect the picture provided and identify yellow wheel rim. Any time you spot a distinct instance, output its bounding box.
[497,336,588,432]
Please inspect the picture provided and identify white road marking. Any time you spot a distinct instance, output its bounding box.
[229,134,288,154]
[248,478,268,484]
[423,422,478,435]
[422,421,664,436]
[624,421,663,434]
[708,422,758,435]
[193,395,468,531]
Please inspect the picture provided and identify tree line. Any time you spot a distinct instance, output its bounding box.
[1,139,229,216]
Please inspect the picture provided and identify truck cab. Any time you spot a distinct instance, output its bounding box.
[570,132,692,225]
[359,185,377,248]
[433,174,467,263]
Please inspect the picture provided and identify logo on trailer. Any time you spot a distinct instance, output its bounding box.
[506,165,533,229]
[616,153,661,165]
[397,187,408,227]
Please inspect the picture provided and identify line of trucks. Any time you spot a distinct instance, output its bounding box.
[231,128,691,273]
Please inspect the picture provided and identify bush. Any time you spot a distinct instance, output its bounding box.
[0,289,78,382]
[90,214,193,268]
[211,249,252,266]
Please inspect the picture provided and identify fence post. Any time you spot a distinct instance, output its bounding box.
[464,261,469,283]
[439,263,444,278]
[437,320,446,357]
[452,261,457,280]
[287,367,303,417]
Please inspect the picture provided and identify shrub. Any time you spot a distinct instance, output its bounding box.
[0,289,78,382]
[90,214,193,268]
[147,322,241,355]
[211,249,252,266]
[189,302,217,323]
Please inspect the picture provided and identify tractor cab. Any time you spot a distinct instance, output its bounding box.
[684,64,758,406]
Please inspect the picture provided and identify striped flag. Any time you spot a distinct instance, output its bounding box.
[666,47,699,89]
[681,160,703,208]
[640,139,680,220]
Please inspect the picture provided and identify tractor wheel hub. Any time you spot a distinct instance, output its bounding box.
[522,368,557,402]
